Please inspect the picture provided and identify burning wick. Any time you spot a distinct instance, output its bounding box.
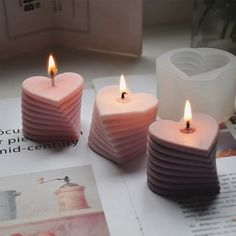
[121,91,127,100]
[186,120,190,129]
[181,100,195,133]
[119,74,128,100]
[48,54,57,87]
[50,72,55,87]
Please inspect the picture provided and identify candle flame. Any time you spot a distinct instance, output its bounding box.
[48,55,57,77]
[184,100,192,123]
[119,74,127,94]
[180,100,195,133]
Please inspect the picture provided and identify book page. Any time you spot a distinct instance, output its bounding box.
[93,74,236,236]
[0,89,143,236]
[179,165,236,236]
[2,77,236,235]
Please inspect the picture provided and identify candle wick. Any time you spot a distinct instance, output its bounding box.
[186,120,190,129]
[180,120,195,134]
[50,71,55,87]
[121,91,127,100]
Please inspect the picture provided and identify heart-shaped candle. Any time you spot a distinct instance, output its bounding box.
[147,100,220,197]
[149,113,218,155]
[88,75,158,164]
[156,48,236,123]
[22,55,83,141]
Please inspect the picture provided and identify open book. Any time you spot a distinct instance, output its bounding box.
[0,77,236,235]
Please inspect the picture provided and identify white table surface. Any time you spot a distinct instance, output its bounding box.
[1,24,236,236]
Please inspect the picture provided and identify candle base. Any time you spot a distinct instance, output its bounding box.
[180,127,196,134]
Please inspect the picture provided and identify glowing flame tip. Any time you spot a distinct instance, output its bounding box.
[119,74,127,93]
[184,100,192,122]
[47,54,57,77]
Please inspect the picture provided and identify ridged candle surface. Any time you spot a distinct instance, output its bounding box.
[89,85,158,164]
[22,72,83,141]
[147,113,220,197]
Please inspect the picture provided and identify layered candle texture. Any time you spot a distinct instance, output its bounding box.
[89,85,158,164]
[22,72,83,141]
[147,113,220,197]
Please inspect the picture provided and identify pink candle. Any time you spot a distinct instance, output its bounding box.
[89,75,158,164]
[22,55,83,141]
[147,100,220,197]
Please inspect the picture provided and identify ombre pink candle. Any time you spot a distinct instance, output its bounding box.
[22,55,83,142]
[147,100,220,197]
[89,75,158,164]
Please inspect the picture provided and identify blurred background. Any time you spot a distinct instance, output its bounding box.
[0,0,235,98]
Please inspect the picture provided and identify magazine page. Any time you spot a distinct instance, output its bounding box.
[0,89,143,236]
[93,74,236,236]
[122,156,236,236]
[2,76,236,236]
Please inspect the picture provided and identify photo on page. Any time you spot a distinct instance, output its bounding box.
[0,165,110,236]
